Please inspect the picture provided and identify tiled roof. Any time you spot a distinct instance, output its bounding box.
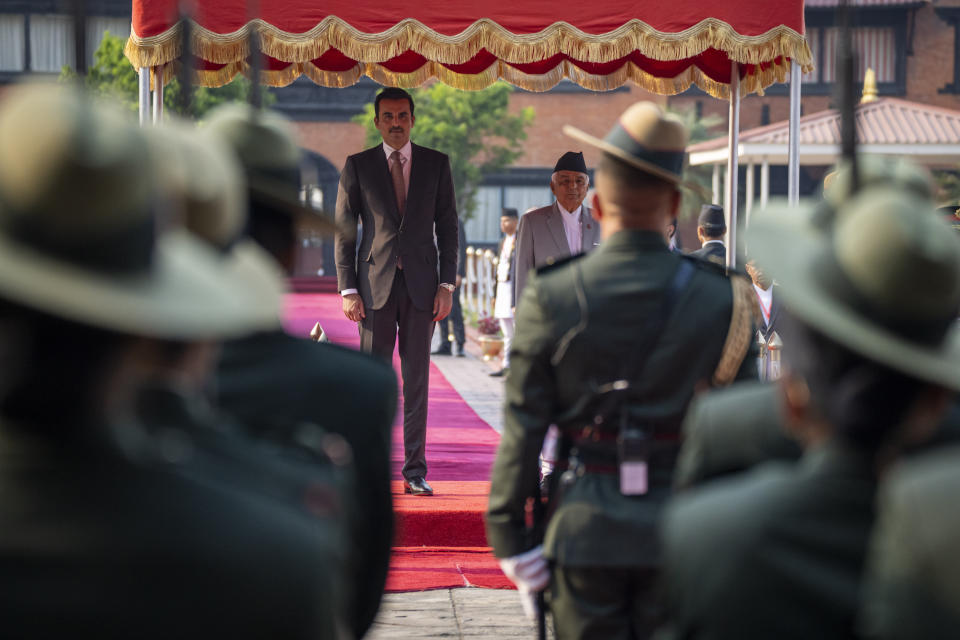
[688,98,960,152]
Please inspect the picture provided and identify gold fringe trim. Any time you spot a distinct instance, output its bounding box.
[126,16,813,75]
[157,53,793,99]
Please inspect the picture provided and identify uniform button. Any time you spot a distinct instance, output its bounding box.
[546,257,555,265]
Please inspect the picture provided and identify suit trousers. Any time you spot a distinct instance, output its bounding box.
[360,269,433,480]
[437,287,465,348]
[549,565,661,640]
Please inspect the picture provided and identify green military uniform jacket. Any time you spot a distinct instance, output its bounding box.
[0,418,345,639]
[674,381,801,490]
[486,230,756,567]
[861,442,960,640]
[661,444,879,640]
[216,331,398,638]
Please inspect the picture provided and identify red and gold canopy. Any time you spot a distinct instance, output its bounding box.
[125,0,812,98]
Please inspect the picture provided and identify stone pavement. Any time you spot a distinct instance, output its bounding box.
[366,589,554,639]
[363,325,550,638]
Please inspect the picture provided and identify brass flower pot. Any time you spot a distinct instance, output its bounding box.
[478,335,504,361]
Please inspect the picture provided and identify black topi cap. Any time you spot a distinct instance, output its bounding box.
[698,204,726,231]
[553,151,587,174]
[501,207,519,218]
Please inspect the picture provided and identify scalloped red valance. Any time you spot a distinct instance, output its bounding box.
[126,0,812,98]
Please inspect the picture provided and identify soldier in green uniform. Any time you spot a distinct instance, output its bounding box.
[659,169,960,639]
[0,85,345,638]
[860,438,960,639]
[673,156,941,490]
[202,104,399,639]
[486,102,757,639]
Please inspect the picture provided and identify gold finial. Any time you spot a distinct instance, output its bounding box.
[861,68,878,104]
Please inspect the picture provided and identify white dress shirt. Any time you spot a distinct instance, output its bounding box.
[557,202,583,254]
[754,283,773,326]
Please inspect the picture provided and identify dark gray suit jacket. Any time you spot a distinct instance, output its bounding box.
[513,202,599,305]
[335,143,459,311]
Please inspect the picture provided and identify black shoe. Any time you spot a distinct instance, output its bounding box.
[489,368,508,377]
[432,345,452,356]
[455,343,466,357]
[403,477,434,496]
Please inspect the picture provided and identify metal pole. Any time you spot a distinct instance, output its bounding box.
[788,62,801,206]
[152,66,164,125]
[745,163,755,226]
[726,63,741,269]
[138,67,150,126]
[760,160,770,210]
[712,164,721,205]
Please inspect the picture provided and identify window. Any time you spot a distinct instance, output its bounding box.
[30,14,74,72]
[464,186,504,245]
[797,6,909,95]
[803,25,900,89]
[0,15,25,71]
[86,17,129,63]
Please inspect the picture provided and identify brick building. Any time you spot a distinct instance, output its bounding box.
[3,0,958,255]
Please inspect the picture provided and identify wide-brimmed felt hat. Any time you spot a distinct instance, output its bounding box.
[151,122,285,332]
[0,84,280,340]
[201,104,338,236]
[824,156,934,209]
[563,102,702,194]
[748,185,960,391]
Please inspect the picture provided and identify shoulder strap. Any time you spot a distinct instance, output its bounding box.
[712,275,756,386]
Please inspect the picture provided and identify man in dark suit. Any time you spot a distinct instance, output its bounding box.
[689,204,726,265]
[434,222,468,356]
[660,177,960,640]
[335,88,460,497]
[487,102,757,638]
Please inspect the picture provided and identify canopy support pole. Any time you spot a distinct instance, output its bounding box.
[760,160,770,210]
[152,66,164,125]
[712,164,721,205]
[725,63,741,269]
[138,68,150,126]
[745,163,755,227]
[788,61,801,205]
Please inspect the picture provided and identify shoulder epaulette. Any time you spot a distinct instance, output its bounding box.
[535,252,585,275]
[712,276,756,386]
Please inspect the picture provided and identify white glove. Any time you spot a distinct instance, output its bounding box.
[517,584,540,621]
[498,545,550,591]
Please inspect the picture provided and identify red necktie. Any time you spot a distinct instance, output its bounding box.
[390,150,406,217]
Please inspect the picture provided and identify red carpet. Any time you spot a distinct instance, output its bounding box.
[283,293,511,591]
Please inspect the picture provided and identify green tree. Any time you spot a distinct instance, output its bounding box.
[354,82,534,220]
[60,32,272,118]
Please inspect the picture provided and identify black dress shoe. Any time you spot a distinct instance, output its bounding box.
[454,343,466,357]
[489,368,507,377]
[432,345,452,356]
[403,477,434,496]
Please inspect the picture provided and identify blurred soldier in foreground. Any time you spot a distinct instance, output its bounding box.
[861,437,960,639]
[673,156,939,491]
[203,104,399,638]
[0,85,343,638]
[660,176,960,639]
[487,102,756,639]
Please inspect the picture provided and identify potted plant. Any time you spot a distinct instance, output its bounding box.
[476,314,504,361]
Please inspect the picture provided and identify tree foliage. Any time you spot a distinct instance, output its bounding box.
[667,104,725,219]
[60,32,272,119]
[354,82,534,220]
